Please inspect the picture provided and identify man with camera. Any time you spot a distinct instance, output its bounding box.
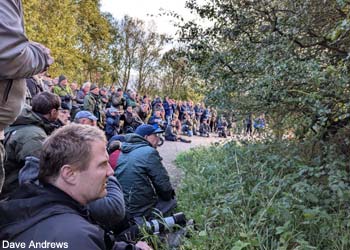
[115,124,176,222]
[0,124,151,250]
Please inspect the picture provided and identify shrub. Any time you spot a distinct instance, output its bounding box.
[176,141,350,250]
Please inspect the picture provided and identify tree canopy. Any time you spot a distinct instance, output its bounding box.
[176,0,350,140]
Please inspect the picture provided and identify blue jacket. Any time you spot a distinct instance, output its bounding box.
[105,110,120,140]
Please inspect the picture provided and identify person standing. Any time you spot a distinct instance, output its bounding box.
[0,0,53,193]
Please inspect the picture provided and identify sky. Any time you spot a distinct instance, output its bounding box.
[100,0,200,36]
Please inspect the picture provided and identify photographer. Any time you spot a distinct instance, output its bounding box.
[116,124,176,222]
[0,124,151,250]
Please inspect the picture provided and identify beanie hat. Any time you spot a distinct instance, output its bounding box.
[58,74,66,84]
[60,102,71,111]
[90,84,98,91]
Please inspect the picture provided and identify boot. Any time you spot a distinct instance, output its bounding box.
[179,137,191,143]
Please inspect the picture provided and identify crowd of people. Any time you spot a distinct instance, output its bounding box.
[0,2,266,249]
[0,68,240,249]
[22,72,229,142]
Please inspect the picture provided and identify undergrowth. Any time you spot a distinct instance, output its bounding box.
[175,140,350,250]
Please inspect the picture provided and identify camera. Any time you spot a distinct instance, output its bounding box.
[144,212,187,234]
[115,212,188,242]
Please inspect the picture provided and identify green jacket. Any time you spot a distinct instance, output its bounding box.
[2,106,57,199]
[126,98,137,108]
[53,84,72,98]
[115,134,174,217]
[83,92,98,114]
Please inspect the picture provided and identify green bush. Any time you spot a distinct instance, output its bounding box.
[176,141,350,250]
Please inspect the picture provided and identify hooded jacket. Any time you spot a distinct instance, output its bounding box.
[115,134,174,218]
[16,157,126,231]
[0,183,108,249]
[1,106,57,199]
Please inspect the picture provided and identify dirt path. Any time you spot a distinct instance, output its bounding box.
[158,134,226,189]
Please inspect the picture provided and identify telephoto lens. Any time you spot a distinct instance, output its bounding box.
[145,212,187,234]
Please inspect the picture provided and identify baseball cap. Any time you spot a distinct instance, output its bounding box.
[75,111,97,121]
[135,124,164,137]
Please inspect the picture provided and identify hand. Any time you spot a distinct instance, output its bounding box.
[135,241,152,250]
[30,41,54,66]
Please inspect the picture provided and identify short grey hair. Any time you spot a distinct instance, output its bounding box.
[82,81,91,89]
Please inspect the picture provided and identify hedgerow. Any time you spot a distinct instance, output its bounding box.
[176,140,350,250]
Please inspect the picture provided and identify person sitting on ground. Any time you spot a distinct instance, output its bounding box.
[148,110,166,130]
[199,118,210,137]
[165,119,191,143]
[105,107,121,140]
[217,116,228,138]
[111,88,126,110]
[172,114,182,135]
[120,106,143,133]
[1,92,60,200]
[115,124,176,221]
[56,102,71,126]
[182,113,193,137]
[135,103,150,123]
[107,135,125,170]
[74,110,98,126]
[76,81,91,109]
[53,74,73,110]
[0,124,151,250]
[84,84,105,129]
[126,91,137,109]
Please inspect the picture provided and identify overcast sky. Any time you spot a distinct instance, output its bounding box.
[100,0,200,36]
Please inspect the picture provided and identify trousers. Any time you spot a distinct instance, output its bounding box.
[0,79,26,194]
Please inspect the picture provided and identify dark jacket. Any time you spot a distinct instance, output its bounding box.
[111,93,126,109]
[148,115,165,129]
[115,134,174,218]
[76,89,86,105]
[0,183,107,249]
[17,158,126,231]
[2,106,57,199]
[84,92,99,117]
[0,183,136,250]
[105,110,120,140]
[164,124,177,141]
